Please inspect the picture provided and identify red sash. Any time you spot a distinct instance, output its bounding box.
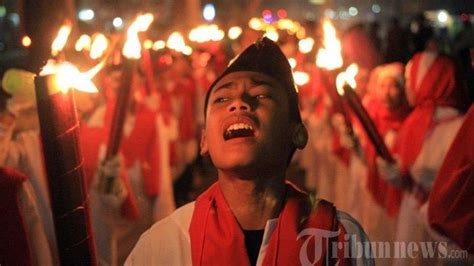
[395,53,468,179]
[428,105,474,253]
[189,182,351,265]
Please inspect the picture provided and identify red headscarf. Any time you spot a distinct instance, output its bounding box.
[189,182,351,265]
[428,104,474,253]
[394,52,469,175]
[365,98,411,216]
[363,63,411,216]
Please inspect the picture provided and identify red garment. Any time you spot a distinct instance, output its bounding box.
[428,105,474,253]
[0,167,32,266]
[394,53,469,177]
[80,103,161,220]
[121,104,161,197]
[173,78,197,141]
[365,99,410,216]
[189,182,351,265]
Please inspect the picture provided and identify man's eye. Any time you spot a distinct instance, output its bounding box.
[255,94,270,99]
[213,97,229,104]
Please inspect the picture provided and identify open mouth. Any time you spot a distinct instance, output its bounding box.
[223,123,255,140]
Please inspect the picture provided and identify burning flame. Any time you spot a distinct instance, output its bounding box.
[90,34,108,59]
[249,17,264,30]
[293,71,310,86]
[51,22,72,56]
[129,13,154,32]
[298,37,314,54]
[143,39,153,49]
[228,26,242,40]
[336,63,359,95]
[316,19,343,70]
[40,60,101,93]
[122,13,154,59]
[75,34,91,52]
[189,24,225,43]
[166,32,186,52]
[152,40,165,51]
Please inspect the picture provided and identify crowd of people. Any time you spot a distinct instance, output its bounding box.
[0,12,473,265]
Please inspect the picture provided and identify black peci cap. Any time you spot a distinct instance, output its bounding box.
[203,37,301,123]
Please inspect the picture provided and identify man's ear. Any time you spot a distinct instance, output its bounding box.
[291,123,308,150]
[200,129,209,156]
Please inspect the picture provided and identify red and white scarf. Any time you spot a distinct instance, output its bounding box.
[189,181,351,265]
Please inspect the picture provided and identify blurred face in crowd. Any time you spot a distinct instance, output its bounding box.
[200,71,294,177]
[380,76,406,111]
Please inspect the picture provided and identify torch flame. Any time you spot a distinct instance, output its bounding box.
[166,32,186,52]
[40,60,100,93]
[129,13,154,32]
[298,37,314,54]
[90,34,108,59]
[316,19,343,70]
[189,24,225,43]
[122,13,154,59]
[152,40,165,51]
[228,26,242,40]
[336,63,359,95]
[75,34,91,52]
[51,22,72,56]
[293,71,310,86]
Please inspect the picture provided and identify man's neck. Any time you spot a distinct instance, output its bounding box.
[218,172,286,230]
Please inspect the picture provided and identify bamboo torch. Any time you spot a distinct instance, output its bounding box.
[336,64,395,163]
[104,13,154,171]
[33,23,106,264]
[315,19,348,122]
[315,19,362,154]
[35,60,103,266]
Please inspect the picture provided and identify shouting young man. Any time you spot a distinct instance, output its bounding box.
[126,37,371,265]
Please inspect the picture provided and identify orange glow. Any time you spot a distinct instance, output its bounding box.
[189,24,224,43]
[122,13,154,59]
[22,36,32,47]
[40,60,101,93]
[152,40,165,51]
[293,71,310,86]
[90,34,108,59]
[336,63,359,95]
[166,32,186,52]
[316,19,343,70]
[75,34,91,52]
[298,37,314,54]
[228,26,242,40]
[51,22,72,56]
[143,39,153,49]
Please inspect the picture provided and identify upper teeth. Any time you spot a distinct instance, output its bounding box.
[227,123,253,132]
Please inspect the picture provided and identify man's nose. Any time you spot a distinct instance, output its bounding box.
[227,97,251,112]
